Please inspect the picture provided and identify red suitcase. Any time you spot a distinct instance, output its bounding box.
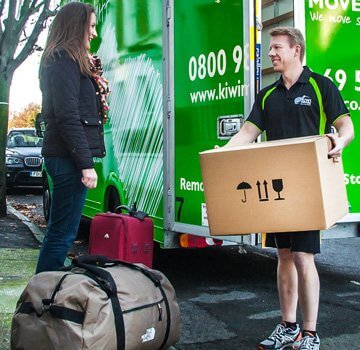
[88,206,154,268]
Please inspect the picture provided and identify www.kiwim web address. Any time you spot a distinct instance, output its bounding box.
[190,81,250,103]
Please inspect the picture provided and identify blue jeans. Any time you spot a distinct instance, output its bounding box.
[36,157,87,273]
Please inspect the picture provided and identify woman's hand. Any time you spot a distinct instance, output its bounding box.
[81,168,98,189]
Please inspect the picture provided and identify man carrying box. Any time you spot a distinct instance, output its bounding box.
[225,27,354,350]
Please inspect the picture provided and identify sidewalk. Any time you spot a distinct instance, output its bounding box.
[0,207,41,249]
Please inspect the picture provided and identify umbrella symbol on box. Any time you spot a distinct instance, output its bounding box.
[237,182,252,203]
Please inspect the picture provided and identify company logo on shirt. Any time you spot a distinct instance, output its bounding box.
[294,95,311,106]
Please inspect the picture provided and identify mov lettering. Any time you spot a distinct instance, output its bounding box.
[309,0,360,12]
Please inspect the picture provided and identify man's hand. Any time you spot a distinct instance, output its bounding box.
[328,115,355,162]
[326,134,344,162]
[81,168,98,189]
[224,122,261,148]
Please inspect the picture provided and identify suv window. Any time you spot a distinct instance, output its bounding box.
[7,131,43,148]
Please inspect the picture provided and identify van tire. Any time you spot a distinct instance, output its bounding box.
[106,188,120,213]
[43,175,51,222]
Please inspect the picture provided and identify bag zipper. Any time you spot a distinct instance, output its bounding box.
[122,298,164,321]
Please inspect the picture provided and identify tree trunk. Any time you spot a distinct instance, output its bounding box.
[0,0,58,217]
[0,74,11,217]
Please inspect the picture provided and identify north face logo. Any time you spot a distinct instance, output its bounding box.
[294,95,311,106]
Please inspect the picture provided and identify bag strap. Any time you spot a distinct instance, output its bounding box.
[73,255,172,349]
[75,255,161,285]
[157,281,172,349]
[114,204,148,221]
[71,259,125,350]
[42,273,70,307]
[18,302,85,324]
[16,274,85,325]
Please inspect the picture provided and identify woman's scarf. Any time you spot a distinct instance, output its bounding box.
[89,54,110,123]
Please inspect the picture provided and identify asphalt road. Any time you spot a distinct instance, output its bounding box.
[6,189,360,349]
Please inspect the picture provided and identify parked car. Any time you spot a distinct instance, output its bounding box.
[6,128,43,189]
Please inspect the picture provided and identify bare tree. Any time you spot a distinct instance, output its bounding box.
[0,0,57,217]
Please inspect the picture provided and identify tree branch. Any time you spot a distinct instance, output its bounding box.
[0,0,6,18]
[1,1,21,71]
[0,0,18,75]
[20,0,35,18]
[0,0,6,25]
[6,0,17,28]
[7,0,56,76]
[0,0,6,41]
[16,1,46,36]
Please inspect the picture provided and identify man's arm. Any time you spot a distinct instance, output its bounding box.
[327,115,354,159]
[224,122,261,148]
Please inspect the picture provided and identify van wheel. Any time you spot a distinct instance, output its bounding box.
[106,188,120,213]
[43,176,51,222]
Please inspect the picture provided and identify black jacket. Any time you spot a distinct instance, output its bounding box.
[40,50,106,169]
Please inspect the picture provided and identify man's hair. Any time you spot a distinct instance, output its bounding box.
[41,2,95,76]
[269,27,305,63]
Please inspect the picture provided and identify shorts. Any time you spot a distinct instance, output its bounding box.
[265,230,320,254]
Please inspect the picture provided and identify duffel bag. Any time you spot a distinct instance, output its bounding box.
[11,255,181,350]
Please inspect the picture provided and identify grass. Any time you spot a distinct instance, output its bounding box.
[0,248,38,350]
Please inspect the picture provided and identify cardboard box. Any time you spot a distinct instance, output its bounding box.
[200,135,348,235]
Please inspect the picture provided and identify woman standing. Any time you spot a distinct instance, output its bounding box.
[36,2,109,273]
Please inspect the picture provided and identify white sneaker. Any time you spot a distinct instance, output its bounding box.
[258,322,302,349]
[297,332,320,350]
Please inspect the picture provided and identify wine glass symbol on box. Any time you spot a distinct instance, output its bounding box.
[272,179,285,200]
[236,178,285,202]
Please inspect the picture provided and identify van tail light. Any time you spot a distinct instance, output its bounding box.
[179,234,222,248]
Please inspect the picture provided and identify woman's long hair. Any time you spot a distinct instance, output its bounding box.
[41,2,95,76]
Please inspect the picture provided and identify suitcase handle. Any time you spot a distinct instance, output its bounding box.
[115,204,148,221]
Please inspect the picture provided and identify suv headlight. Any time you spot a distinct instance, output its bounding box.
[6,156,22,165]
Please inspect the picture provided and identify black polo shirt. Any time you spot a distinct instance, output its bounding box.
[246,66,349,141]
